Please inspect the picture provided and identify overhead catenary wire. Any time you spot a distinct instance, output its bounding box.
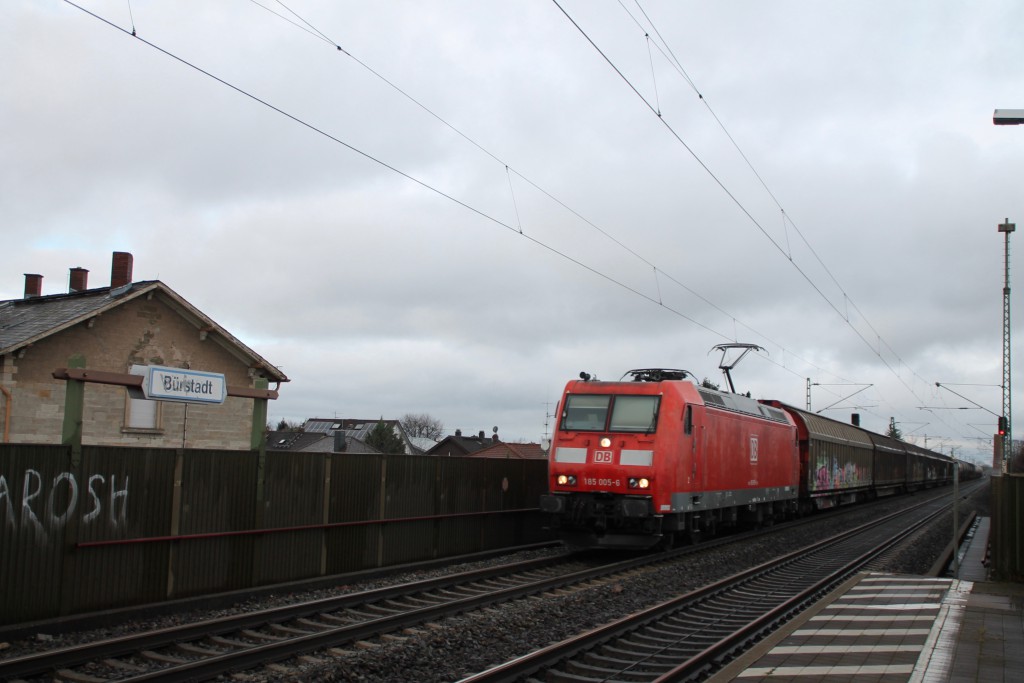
[60,0,730,342]
[644,33,661,116]
[70,4,897,406]
[248,0,334,45]
[239,1,862,387]
[505,166,523,234]
[622,1,937,369]
[632,0,970,426]
[549,0,869,342]
[566,0,971,439]
[64,1,973,447]
[87,2,925,428]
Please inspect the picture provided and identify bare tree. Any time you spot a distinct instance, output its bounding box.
[400,413,444,440]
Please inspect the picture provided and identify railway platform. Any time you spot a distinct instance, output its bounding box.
[708,517,1024,682]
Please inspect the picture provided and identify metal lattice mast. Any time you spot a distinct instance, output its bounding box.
[999,218,1015,472]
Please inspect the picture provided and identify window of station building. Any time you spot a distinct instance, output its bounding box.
[124,392,163,432]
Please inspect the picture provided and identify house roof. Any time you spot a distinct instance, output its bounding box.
[342,436,384,454]
[426,432,495,456]
[266,430,381,454]
[301,418,422,455]
[467,442,547,459]
[0,281,287,382]
[266,431,331,452]
[408,436,439,452]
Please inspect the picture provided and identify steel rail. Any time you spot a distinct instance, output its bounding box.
[458,495,956,683]
[1,487,969,682]
[5,494,868,680]
[105,525,809,683]
[1,533,737,681]
[0,553,571,680]
[654,503,949,682]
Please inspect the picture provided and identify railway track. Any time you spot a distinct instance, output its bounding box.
[459,492,961,683]
[0,529,764,682]
[2,552,576,682]
[0,486,973,682]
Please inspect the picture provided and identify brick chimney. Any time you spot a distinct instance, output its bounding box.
[110,251,134,289]
[69,267,89,293]
[24,273,42,298]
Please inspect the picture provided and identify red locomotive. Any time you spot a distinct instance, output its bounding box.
[540,367,970,549]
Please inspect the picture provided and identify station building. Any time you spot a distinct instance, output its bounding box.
[0,252,287,450]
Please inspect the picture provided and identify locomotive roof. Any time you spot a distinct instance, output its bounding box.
[696,387,791,424]
[568,373,790,424]
[624,368,691,382]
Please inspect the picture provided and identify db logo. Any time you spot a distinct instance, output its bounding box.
[593,450,614,463]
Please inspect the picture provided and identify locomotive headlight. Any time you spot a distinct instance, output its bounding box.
[556,474,577,486]
[600,437,612,448]
[628,477,651,489]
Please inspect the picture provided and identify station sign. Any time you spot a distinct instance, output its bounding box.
[129,364,226,405]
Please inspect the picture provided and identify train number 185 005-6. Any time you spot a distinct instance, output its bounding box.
[584,477,621,488]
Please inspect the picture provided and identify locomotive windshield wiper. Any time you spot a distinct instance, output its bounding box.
[645,415,657,434]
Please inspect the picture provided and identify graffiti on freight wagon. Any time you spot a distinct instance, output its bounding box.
[0,470,128,543]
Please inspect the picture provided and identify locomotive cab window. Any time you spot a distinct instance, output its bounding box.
[609,395,660,432]
[561,395,611,431]
[561,394,660,433]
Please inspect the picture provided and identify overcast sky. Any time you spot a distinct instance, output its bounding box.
[4,1,1024,462]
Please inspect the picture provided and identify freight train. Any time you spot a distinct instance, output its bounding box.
[539,368,982,549]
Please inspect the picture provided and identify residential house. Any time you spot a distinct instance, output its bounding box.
[0,252,287,449]
[265,429,381,454]
[465,441,547,460]
[301,418,422,455]
[426,429,499,457]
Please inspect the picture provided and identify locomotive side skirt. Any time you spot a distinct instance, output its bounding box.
[669,485,797,513]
